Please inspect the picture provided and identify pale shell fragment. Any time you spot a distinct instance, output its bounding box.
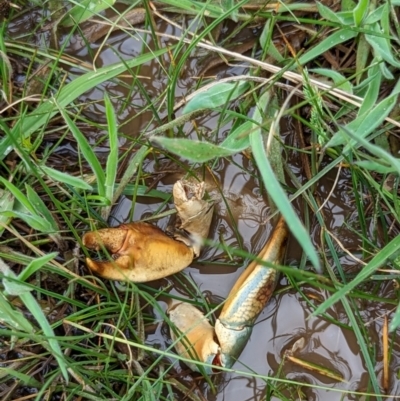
[169,302,220,374]
[173,180,214,256]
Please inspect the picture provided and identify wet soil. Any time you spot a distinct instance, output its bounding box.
[4,4,400,401]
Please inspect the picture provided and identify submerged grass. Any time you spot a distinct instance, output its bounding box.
[0,0,400,400]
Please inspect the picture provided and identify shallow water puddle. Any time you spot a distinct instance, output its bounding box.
[8,5,400,400]
[65,12,400,401]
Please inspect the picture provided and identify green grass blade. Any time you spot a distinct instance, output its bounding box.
[364,4,386,24]
[357,63,381,116]
[249,94,320,271]
[221,120,252,151]
[366,21,400,68]
[1,211,54,232]
[327,88,399,149]
[389,302,400,331]
[61,0,116,26]
[56,107,105,196]
[312,234,400,317]
[0,259,34,333]
[25,184,59,231]
[182,81,249,114]
[299,28,358,65]
[112,145,150,204]
[0,177,36,215]
[0,368,42,388]
[41,165,93,191]
[317,2,351,24]
[353,0,369,26]
[342,127,400,174]
[151,137,237,162]
[0,258,69,381]
[19,290,69,381]
[104,94,118,204]
[310,68,353,93]
[0,189,14,237]
[17,252,59,283]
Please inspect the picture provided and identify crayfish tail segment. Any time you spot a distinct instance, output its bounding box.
[82,222,195,282]
[169,302,220,374]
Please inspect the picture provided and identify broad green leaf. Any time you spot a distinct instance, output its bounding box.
[260,19,285,63]
[355,35,370,84]
[379,60,394,80]
[341,0,356,11]
[316,2,343,23]
[380,1,390,37]
[299,28,358,66]
[259,18,272,52]
[389,302,400,331]
[0,46,171,161]
[221,0,238,22]
[263,95,285,185]
[18,252,58,283]
[266,42,285,63]
[312,234,400,318]
[366,22,400,68]
[354,160,396,174]
[344,93,398,150]
[3,276,33,296]
[353,0,368,26]
[256,91,285,215]
[0,259,34,333]
[334,10,356,24]
[61,0,116,27]
[221,121,252,151]
[340,126,400,174]
[364,4,386,25]
[144,0,224,18]
[0,177,35,215]
[0,291,34,332]
[25,184,58,231]
[310,68,353,93]
[357,63,381,116]
[327,88,399,149]
[317,3,353,24]
[151,137,235,162]
[41,166,93,191]
[182,81,249,114]
[1,211,54,232]
[0,189,14,237]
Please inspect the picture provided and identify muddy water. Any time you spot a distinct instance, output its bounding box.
[17,7,400,401]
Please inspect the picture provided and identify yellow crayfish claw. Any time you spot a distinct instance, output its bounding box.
[82,222,194,282]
